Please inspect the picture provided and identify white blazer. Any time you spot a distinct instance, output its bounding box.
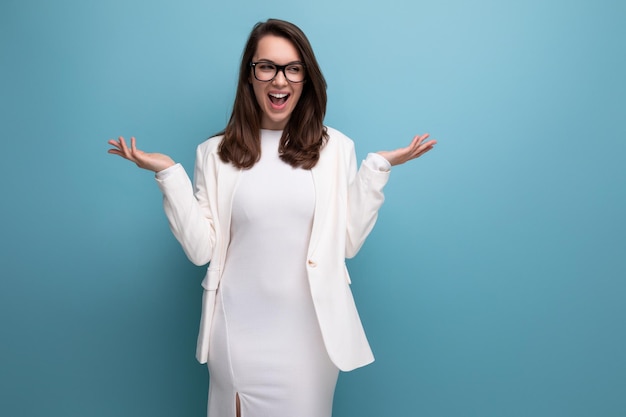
[156,127,390,371]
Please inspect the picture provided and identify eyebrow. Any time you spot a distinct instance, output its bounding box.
[254,59,304,65]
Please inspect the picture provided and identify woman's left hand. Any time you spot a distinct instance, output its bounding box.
[376,133,437,166]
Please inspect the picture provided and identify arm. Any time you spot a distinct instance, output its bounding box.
[344,133,437,258]
[155,152,216,266]
[107,136,216,265]
[345,142,390,258]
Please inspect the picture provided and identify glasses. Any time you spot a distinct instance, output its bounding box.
[250,61,306,83]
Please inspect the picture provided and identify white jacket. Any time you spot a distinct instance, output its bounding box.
[156,127,390,371]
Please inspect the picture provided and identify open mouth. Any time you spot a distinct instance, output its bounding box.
[268,92,290,106]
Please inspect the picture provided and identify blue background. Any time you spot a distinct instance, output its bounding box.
[1,0,624,416]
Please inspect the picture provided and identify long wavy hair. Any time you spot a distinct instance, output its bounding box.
[218,19,328,169]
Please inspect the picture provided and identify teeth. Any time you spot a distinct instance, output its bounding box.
[269,93,288,98]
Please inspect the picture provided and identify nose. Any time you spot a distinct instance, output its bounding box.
[271,69,288,86]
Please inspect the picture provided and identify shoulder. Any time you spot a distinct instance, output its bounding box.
[318,126,357,170]
[324,126,355,152]
[194,135,227,172]
[197,134,224,156]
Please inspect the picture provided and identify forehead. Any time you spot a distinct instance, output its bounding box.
[254,35,301,63]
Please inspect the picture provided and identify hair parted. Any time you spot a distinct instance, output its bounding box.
[218,19,328,169]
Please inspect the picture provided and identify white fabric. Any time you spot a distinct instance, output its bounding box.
[365,152,391,172]
[155,126,390,371]
[206,129,338,417]
[155,153,390,180]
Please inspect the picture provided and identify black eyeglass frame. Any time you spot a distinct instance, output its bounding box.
[250,61,307,83]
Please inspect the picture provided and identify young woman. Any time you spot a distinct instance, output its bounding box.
[108,18,435,417]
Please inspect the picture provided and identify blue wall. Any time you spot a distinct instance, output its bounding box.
[1,0,624,416]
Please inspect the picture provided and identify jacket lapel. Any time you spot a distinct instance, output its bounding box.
[216,161,242,268]
[308,150,333,257]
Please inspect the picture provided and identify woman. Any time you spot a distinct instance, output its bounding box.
[108,18,435,417]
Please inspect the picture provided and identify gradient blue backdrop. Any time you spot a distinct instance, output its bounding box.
[1,0,624,416]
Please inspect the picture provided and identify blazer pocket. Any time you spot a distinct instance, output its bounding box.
[201,267,221,290]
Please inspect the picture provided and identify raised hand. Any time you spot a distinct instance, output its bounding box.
[107,136,175,173]
[376,133,436,166]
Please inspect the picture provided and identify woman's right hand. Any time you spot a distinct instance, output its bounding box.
[107,136,175,173]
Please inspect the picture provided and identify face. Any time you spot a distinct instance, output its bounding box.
[250,35,304,130]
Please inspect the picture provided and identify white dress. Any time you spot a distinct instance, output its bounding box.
[207,129,339,417]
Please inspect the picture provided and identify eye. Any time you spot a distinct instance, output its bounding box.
[257,63,276,72]
[286,64,303,74]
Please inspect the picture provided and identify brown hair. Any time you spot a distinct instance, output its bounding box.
[218,19,328,169]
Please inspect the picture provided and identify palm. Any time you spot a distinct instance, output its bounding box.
[107,136,175,172]
[377,133,436,166]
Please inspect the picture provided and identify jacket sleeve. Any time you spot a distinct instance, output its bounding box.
[344,141,390,258]
[155,146,216,266]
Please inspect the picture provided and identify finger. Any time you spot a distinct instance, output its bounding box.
[407,139,434,159]
[418,139,436,150]
[117,136,128,153]
[120,136,133,157]
[418,147,434,158]
[118,136,138,162]
[107,139,122,149]
[107,146,133,161]
[414,142,436,158]
[130,137,150,164]
[416,138,436,149]
[407,134,429,153]
[419,141,434,151]
[415,133,430,146]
